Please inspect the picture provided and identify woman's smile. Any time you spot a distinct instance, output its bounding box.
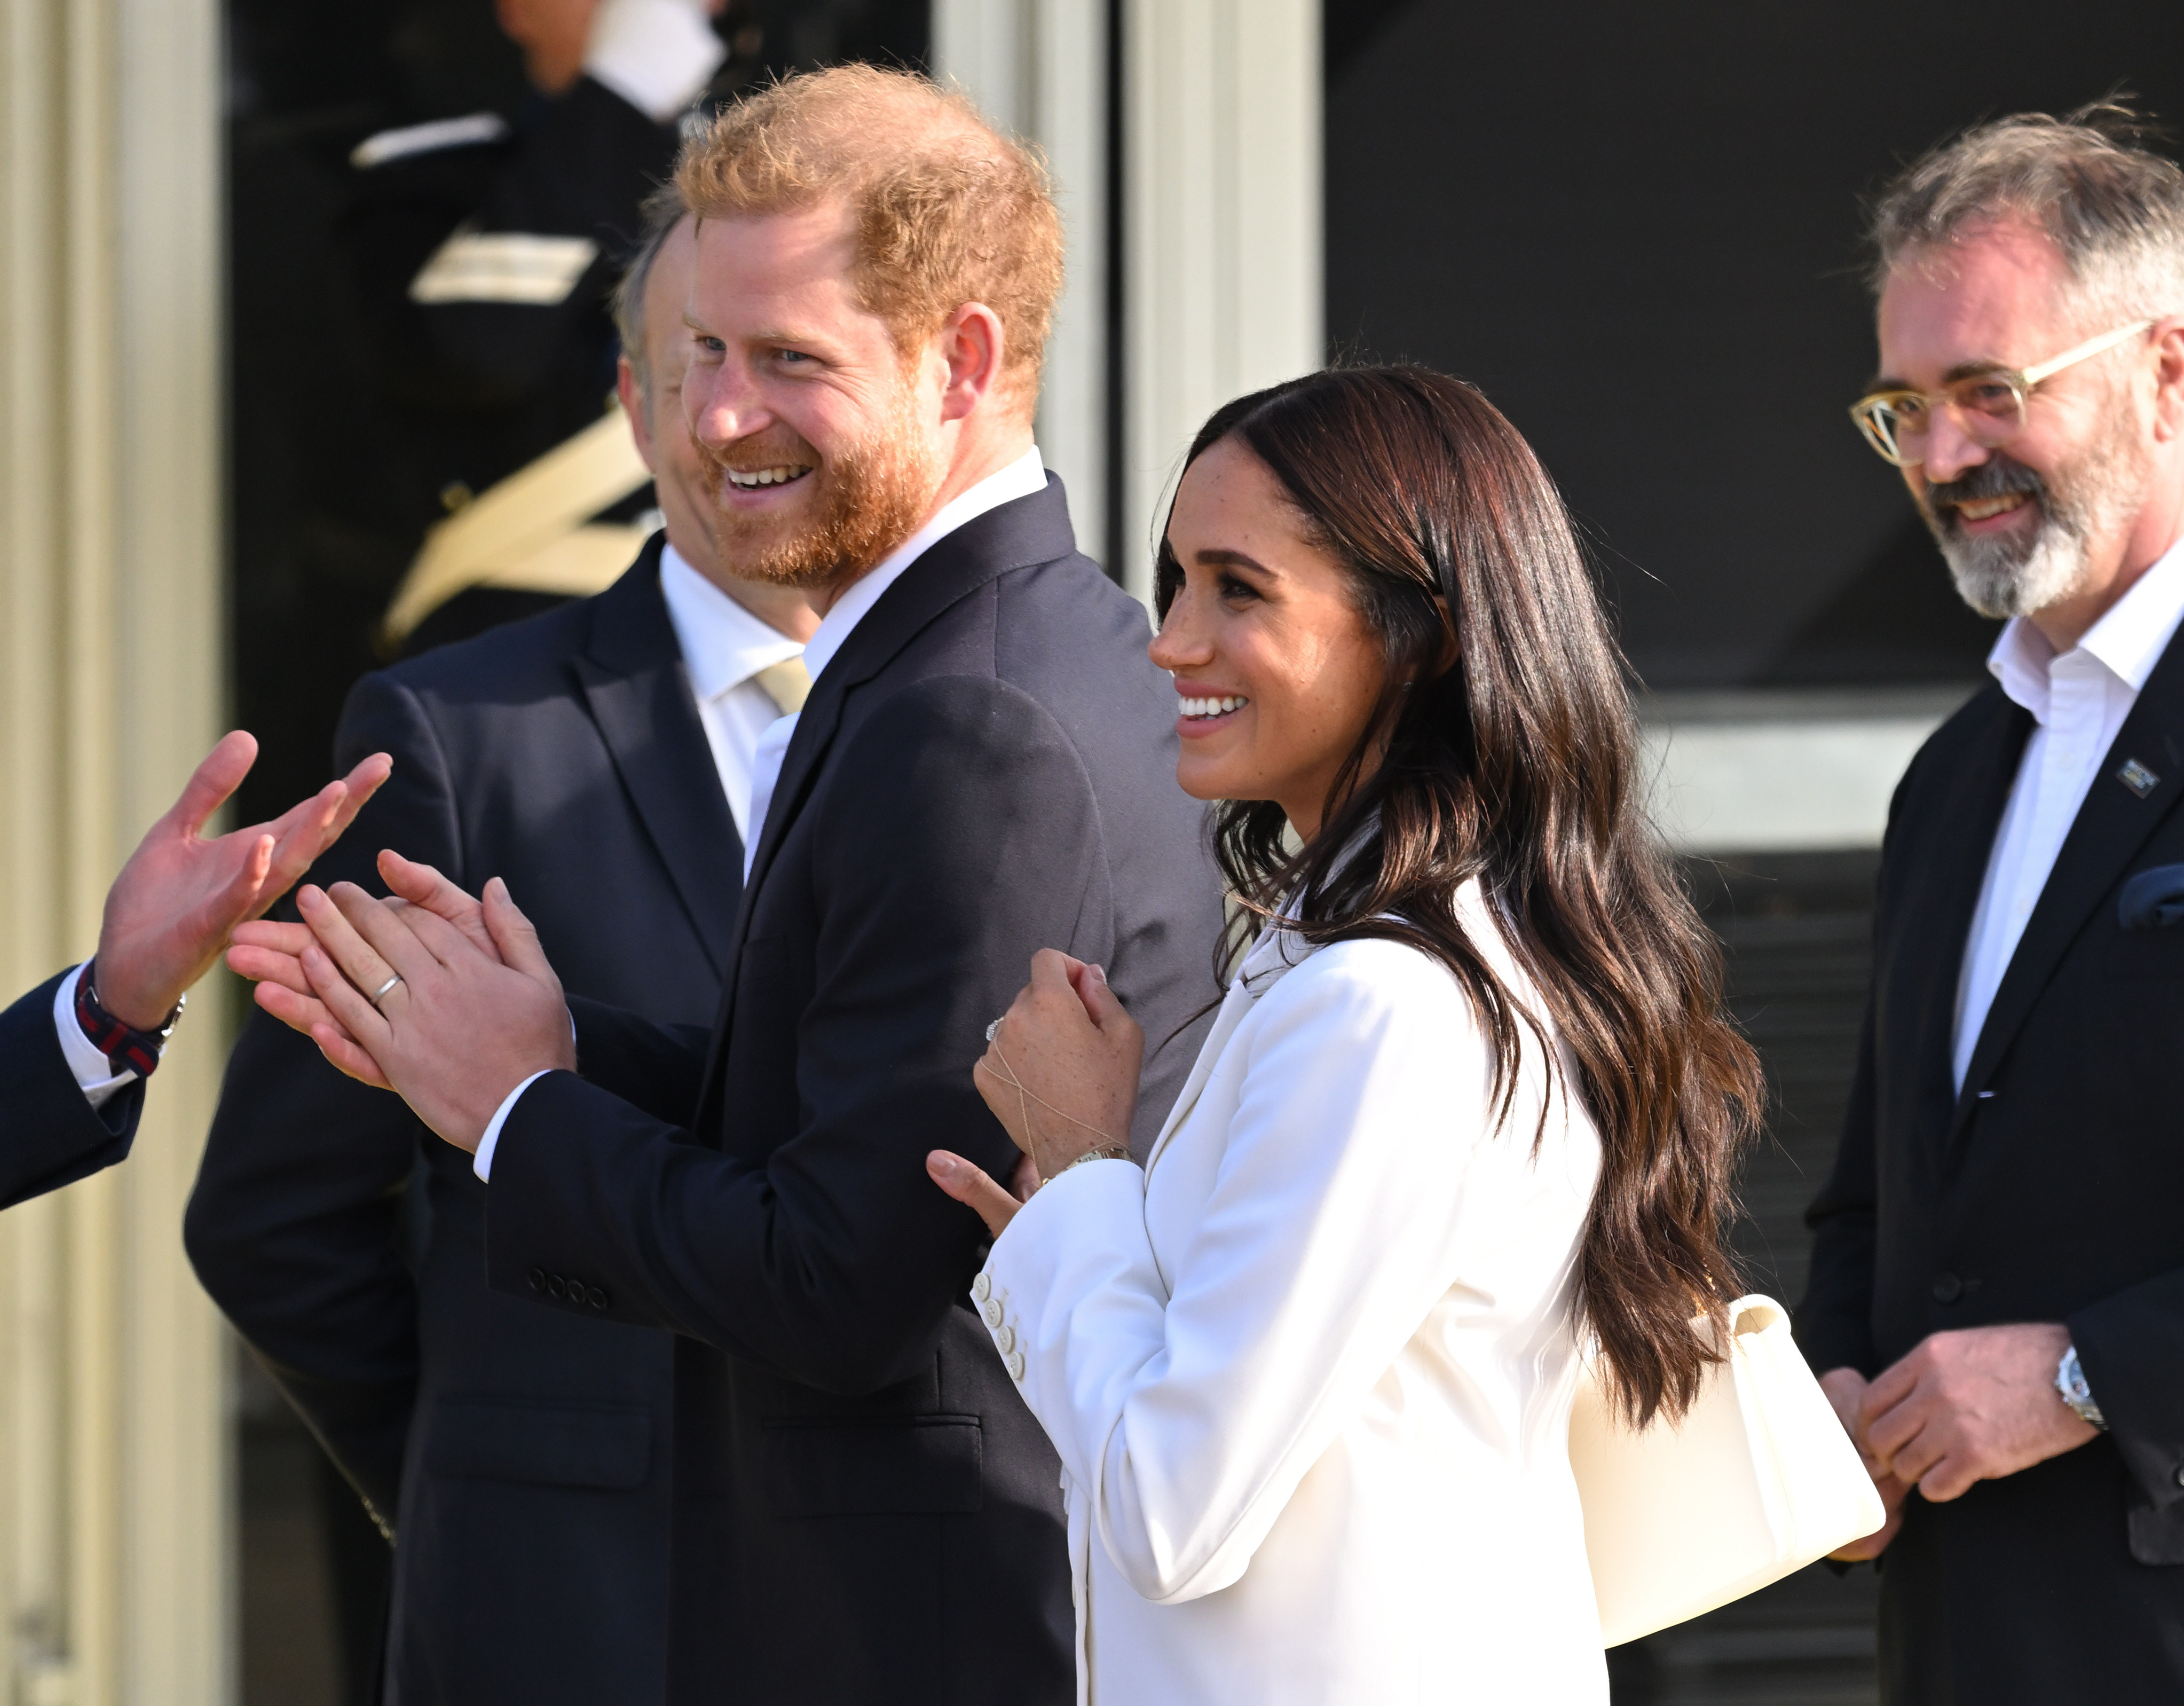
[1172,682,1251,735]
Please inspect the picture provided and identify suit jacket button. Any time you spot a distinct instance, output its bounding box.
[2173,1466,2184,1490]
[984,1299,1003,1327]
[995,1325,1016,1355]
[1006,1350,1027,1381]
[529,1267,547,1292]
[1931,1272,1964,1304]
[587,1286,609,1310]
[972,1273,992,1303]
[546,1273,566,1299]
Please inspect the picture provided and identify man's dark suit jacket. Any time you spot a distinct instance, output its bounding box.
[1802,624,2184,1702]
[1,971,144,1210]
[484,477,1224,1706]
[187,539,730,1706]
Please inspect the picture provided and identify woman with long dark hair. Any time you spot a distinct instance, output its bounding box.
[927,366,1762,1701]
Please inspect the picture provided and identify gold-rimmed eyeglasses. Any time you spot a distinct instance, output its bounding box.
[1848,317,2157,467]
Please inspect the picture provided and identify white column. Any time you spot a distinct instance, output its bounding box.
[1120,0,1322,603]
[0,0,230,1694]
[112,0,231,1693]
[932,0,1110,568]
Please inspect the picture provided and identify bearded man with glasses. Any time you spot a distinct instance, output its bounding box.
[1801,105,2184,1702]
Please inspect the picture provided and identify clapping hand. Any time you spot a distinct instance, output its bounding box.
[94,732,391,1029]
[927,948,1143,1238]
[228,851,573,1150]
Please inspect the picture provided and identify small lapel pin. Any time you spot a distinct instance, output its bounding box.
[2118,758,2161,798]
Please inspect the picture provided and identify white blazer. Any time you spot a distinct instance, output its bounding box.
[977,882,1609,1704]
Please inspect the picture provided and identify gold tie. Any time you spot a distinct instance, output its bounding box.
[752,656,812,715]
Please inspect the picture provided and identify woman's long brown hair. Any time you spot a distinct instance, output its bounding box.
[1156,367,1763,1428]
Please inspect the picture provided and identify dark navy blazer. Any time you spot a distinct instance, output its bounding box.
[187,538,729,1706]
[1803,622,2184,1704]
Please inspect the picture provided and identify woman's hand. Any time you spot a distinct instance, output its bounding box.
[973,949,1143,1180]
[929,949,1144,1237]
[926,1150,1040,1238]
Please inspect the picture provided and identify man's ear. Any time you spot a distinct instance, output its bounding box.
[2150,318,2184,443]
[935,302,1007,425]
[617,356,659,473]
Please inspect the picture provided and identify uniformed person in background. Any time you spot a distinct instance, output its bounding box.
[353,0,729,659]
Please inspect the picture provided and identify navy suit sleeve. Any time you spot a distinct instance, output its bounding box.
[1797,764,1916,1380]
[0,970,143,1210]
[2069,1267,2184,1519]
[1797,994,1883,1377]
[566,995,709,1129]
[486,676,1103,1394]
[185,670,462,1526]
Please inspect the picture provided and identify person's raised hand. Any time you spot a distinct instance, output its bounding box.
[1856,1323,2094,1506]
[93,732,391,1031]
[1819,1366,1909,1561]
[972,949,1143,1182]
[289,875,572,1147]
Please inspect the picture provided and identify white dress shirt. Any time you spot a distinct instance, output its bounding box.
[743,444,1048,880]
[1953,535,2184,1090]
[657,542,808,840]
[979,884,1608,1704]
[477,446,1046,1179]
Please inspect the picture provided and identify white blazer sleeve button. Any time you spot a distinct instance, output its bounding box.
[1005,1350,1027,1381]
[983,1299,1004,1327]
[995,1324,1015,1354]
[972,1273,991,1303]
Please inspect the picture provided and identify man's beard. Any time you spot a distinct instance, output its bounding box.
[1918,415,2147,619]
[698,390,942,590]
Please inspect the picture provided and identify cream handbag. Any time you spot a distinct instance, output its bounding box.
[1568,1294,1887,1647]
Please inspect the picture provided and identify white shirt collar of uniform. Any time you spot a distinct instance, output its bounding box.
[801,444,1047,687]
[1987,530,2184,726]
[657,540,806,701]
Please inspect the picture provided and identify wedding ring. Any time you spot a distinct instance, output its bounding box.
[369,973,404,1009]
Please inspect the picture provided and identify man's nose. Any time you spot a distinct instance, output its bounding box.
[1919,405,1990,485]
[684,360,764,448]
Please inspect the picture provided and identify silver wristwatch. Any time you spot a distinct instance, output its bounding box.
[2055,1345,2108,1431]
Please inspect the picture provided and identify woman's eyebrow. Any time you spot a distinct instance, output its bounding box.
[1194,547,1272,576]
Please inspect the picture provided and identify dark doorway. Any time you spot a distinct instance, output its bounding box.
[1324,1,2184,689]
